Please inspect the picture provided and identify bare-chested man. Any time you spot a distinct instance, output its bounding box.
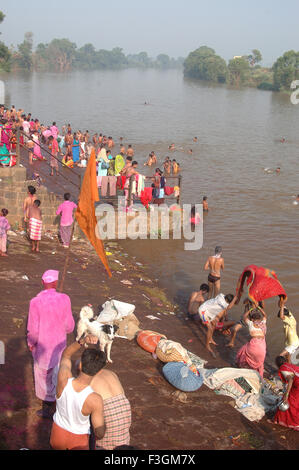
[163,157,172,174]
[121,159,139,210]
[126,145,134,157]
[91,366,132,450]
[107,136,114,149]
[65,131,73,153]
[23,185,37,227]
[204,246,224,299]
[188,284,210,318]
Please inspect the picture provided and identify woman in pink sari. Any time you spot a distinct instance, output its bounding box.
[236,306,267,378]
[1,121,11,151]
[32,131,44,161]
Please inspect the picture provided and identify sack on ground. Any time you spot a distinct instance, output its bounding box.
[163,362,203,392]
[114,313,141,340]
[156,339,190,364]
[97,300,136,323]
[137,330,167,353]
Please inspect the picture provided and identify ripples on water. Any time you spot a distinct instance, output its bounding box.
[3,69,299,357]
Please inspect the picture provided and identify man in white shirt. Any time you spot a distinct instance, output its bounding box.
[198,293,237,355]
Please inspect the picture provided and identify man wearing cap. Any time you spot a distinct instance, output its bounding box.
[27,270,75,418]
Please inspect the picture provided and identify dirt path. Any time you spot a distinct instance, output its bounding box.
[0,230,298,450]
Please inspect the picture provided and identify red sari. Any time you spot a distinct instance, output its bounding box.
[274,363,299,431]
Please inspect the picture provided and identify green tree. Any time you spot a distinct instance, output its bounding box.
[247,49,262,67]
[75,43,98,70]
[228,57,250,86]
[273,50,299,90]
[156,53,171,68]
[0,11,11,71]
[14,32,33,70]
[184,46,228,83]
[0,41,10,71]
[0,11,5,32]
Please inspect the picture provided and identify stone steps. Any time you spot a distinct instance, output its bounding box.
[0,167,65,233]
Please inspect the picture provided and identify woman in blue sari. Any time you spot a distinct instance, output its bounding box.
[72,133,80,164]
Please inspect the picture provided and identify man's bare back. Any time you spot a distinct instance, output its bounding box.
[91,369,124,401]
[204,247,224,298]
[187,284,209,316]
[206,256,224,277]
[28,205,42,221]
[24,195,37,221]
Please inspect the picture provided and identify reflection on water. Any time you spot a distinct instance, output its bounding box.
[3,68,299,358]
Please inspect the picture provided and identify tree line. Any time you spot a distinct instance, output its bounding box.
[0,21,183,73]
[183,45,299,92]
[0,11,298,92]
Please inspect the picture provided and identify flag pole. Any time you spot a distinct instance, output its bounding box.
[58,220,77,293]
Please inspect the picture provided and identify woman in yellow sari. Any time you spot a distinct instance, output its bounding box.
[62,151,74,168]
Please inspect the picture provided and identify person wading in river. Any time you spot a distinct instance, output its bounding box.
[204,246,224,299]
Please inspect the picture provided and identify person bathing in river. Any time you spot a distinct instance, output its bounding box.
[226,298,264,348]
[145,154,154,167]
[204,246,224,299]
[198,294,237,355]
[203,196,209,212]
[235,305,267,378]
[190,205,201,227]
[163,157,171,174]
[277,299,299,363]
[188,284,210,318]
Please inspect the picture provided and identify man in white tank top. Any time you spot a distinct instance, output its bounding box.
[50,335,106,450]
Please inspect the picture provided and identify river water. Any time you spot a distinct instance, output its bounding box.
[3,68,299,358]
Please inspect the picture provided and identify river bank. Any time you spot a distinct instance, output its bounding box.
[0,230,298,450]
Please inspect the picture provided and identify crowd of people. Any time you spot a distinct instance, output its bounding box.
[27,269,132,450]
[2,103,299,444]
[187,246,299,431]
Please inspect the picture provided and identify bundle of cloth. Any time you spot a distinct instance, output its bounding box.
[236,265,287,304]
[199,367,281,422]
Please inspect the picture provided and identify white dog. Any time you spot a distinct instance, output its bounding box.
[76,306,119,363]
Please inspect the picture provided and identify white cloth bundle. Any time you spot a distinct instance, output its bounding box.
[97,300,136,323]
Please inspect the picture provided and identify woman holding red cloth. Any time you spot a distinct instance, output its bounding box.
[273,356,299,431]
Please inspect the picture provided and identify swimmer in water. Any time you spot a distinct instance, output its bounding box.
[280,137,286,143]
[276,167,281,174]
[203,196,209,212]
[193,137,198,143]
[293,195,299,205]
[188,149,193,155]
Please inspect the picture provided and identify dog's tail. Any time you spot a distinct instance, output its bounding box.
[79,306,94,320]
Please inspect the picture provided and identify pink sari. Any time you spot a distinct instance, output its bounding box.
[236,322,267,378]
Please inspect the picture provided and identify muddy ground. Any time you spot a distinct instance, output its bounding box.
[0,231,298,451]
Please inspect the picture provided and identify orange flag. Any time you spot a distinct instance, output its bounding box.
[75,148,112,277]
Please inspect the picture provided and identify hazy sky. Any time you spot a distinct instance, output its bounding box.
[1,0,299,66]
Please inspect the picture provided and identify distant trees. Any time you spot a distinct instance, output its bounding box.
[183,45,278,91]
[13,32,34,70]
[246,49,263,67]
[184,46,228,83]
[8,39,182,72]
[34,39,77,72]
[0,11,11,72]
[228,57,250,86]
[272,50,299,90]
